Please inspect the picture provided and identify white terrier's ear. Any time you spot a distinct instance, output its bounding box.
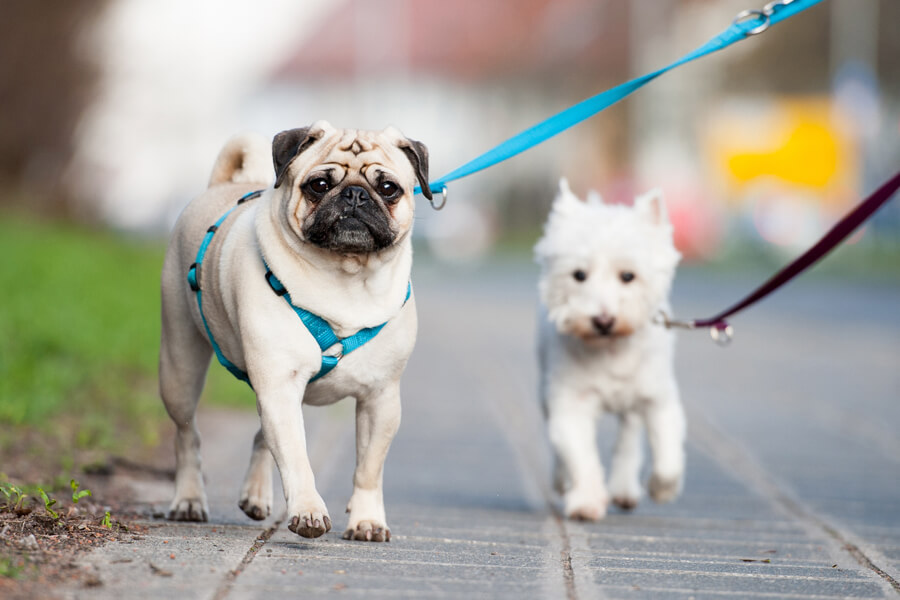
[555,177,579,201]
[553,177,584,208]
[635,188,669,225]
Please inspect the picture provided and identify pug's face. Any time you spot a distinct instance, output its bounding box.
[272,121,431,254]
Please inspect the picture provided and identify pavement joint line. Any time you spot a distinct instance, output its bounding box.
[685,403,900,596]
[597,583,870,599]
[583,553,868,571]
[588,565,872,582]
[211,514,285,600]
[557,527,579,600]
[253,554,547,570]
[824,528,900,596]
[579,530,839,547]
[385,536,546,549]
[265,541,548,557]
[212,405,355,599]
[467,353,583,600]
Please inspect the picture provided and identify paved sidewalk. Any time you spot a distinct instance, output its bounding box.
[67,262,900,599]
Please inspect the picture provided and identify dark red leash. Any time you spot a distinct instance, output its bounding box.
[660,169,900,343]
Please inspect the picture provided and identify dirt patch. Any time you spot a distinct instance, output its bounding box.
[0,423,175,598]
[0,497,147,599]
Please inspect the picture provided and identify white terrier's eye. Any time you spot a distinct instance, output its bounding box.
[573,270,587,282]
[620,271,635,283]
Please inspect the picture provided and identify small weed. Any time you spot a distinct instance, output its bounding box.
[102,510,112,529]
[0,480,28,514]
[70,478,92,504]
[36,487,59,519]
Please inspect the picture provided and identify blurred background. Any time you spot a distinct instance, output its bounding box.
[1,0,898,480]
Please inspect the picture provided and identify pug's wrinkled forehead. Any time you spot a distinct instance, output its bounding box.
[272,120,431,202]
[306,130,409,191]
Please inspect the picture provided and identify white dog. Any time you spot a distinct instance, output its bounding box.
[535,179,685,521]
[159,121,430,541]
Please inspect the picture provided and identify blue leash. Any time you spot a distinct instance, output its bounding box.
[416,0,824,198]
[187,190,411,387]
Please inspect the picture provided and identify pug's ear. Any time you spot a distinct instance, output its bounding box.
[397,138,432,200]
[272,127,321,188]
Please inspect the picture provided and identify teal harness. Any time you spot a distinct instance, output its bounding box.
[187,189,410,387]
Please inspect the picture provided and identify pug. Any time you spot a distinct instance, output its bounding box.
[159,121,430,541]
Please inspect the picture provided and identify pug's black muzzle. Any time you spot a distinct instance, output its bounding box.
[304,185,396,253]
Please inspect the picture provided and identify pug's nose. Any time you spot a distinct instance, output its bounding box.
[341,185,371,209]
[592,315,615,336]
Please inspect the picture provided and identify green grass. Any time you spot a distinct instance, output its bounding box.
[0,212,253,462]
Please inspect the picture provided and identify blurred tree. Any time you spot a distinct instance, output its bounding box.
[0,0,109,219]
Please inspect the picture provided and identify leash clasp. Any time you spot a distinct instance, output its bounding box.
[428,185,448,211]
[733,0,796,36]
[708,321,734,347]
[654,310,695,331]
[655,311,734,347]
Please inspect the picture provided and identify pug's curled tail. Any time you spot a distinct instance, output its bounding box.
[208,133,273,188]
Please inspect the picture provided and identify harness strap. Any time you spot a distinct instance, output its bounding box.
[188,190,262,386]
[188,188,409,386]
[263,267,411,381]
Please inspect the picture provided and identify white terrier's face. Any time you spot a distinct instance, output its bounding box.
[535,180,681,342]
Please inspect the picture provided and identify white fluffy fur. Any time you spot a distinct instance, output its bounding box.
[535,178,685,520]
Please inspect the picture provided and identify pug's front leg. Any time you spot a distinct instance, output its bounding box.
[256,377,331,538]
[344,386,401,542]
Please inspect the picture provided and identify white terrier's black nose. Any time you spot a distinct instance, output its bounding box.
[592,315,615,335]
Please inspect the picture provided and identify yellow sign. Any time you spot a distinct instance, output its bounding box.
[706,99,857,207]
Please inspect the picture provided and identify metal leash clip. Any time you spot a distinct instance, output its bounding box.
[428,185,448,211]
[654,311,734,347]
[654,310,696,331]
[708,322,734,347]
[733,0,796,36]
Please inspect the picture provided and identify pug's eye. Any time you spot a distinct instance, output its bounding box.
[573,270,587,282]
[378,180,400,199]
[620,271,635,283]
[306,178,330,195]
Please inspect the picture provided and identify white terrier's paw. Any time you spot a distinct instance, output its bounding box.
[343,520,391,542]
[564,487,608,521]
[565,502,607,521]
[168,497,209,522]
[287,496,332,538]
[648,472,683,504]
[608,474,641,511]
